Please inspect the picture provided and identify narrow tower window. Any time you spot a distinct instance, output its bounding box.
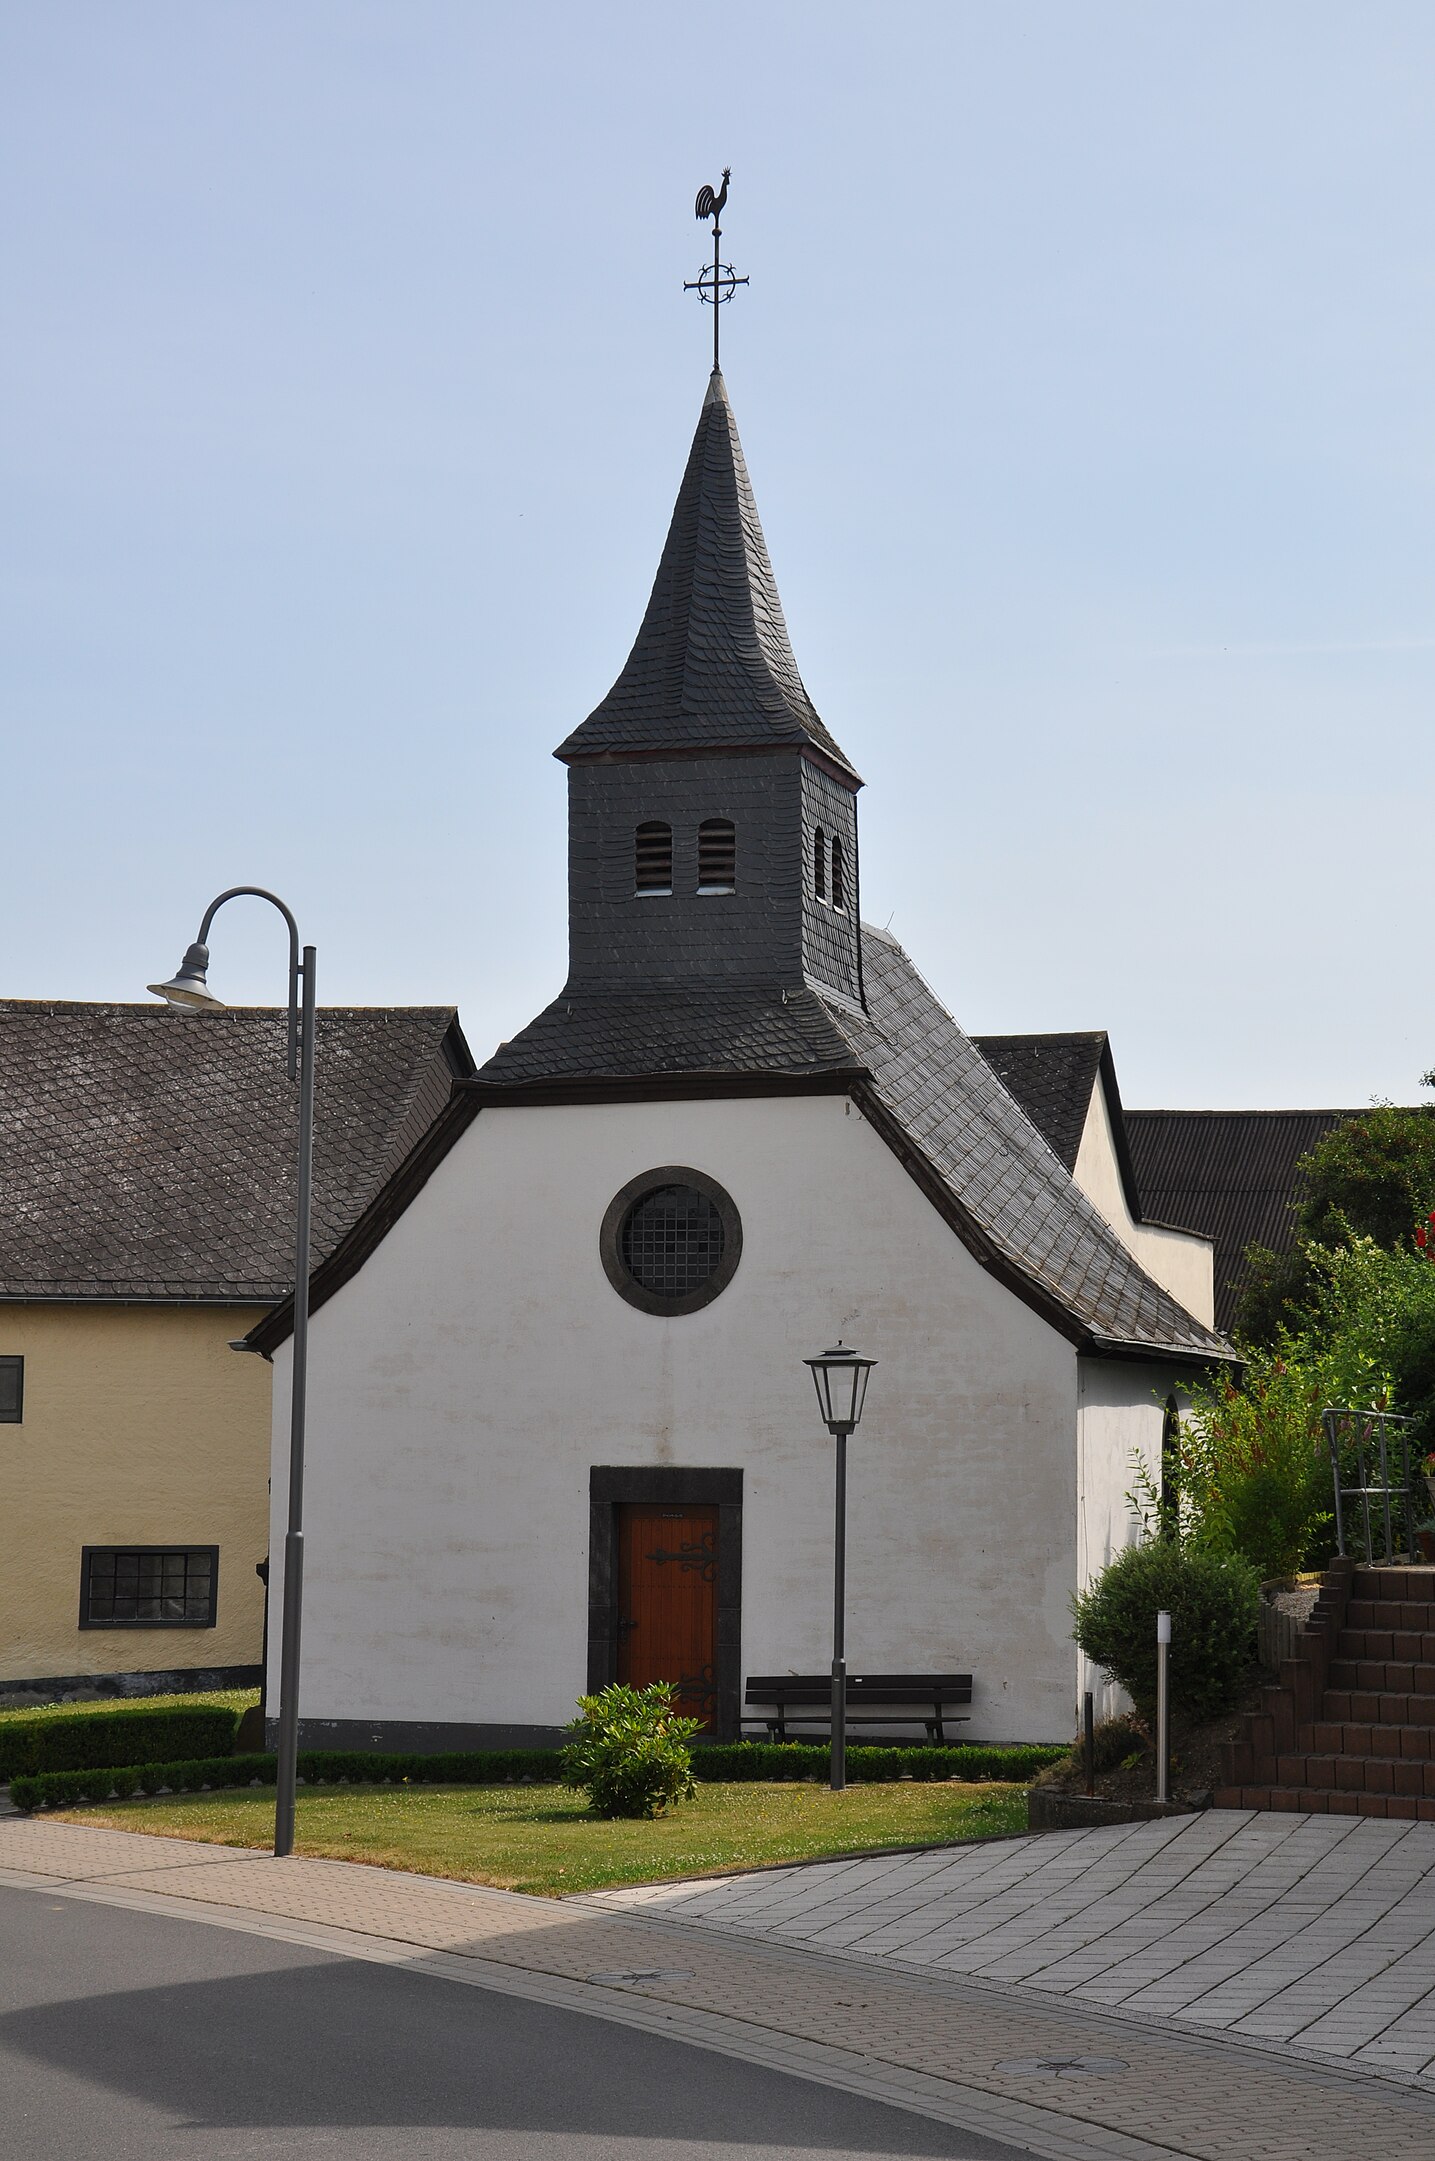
[813,827,826,901]
[831,835,846,912]
[697,818,736,894]
[635,822,673,895]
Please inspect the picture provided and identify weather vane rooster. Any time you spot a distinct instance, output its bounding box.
[694,168,730,224]
[685,167,747,372]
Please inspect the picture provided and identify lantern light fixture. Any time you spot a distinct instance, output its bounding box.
[804,1342,877,1436]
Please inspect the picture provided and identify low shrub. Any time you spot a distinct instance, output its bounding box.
[0,1703,239,1783]
[1072,1540,1259,1723]
[10,1739,1067,1813]
[700,1742,1064,1783]
[561,1683,699,1819]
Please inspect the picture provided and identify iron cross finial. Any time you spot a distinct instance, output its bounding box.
[685,167,747,373]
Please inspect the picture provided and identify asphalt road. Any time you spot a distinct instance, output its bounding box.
[0,1883,1039,2160]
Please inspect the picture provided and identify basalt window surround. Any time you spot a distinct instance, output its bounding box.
[600,1166,743,1317]
[588,1466,743,1740]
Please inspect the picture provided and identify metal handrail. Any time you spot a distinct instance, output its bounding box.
[1323,1407,1419,1563]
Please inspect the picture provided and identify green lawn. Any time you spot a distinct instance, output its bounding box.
[0,1687,258,1727]
[55,1778,1026,1895]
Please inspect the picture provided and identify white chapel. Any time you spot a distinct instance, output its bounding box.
[249,365,1233,1749]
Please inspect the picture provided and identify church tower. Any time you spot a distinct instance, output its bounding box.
[553,370,865,1013]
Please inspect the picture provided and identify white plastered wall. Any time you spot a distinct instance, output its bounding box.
[1073,1079,1215,1329]
[268,1092,1083,1743]
[1075,1357,1175,1723]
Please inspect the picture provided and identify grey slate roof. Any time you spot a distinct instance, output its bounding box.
[972,1033,1106,1172]
[825,935,1231,1362]
[479,985,858,1085]
[1125,1109,1357,1333]
[554,372,860,781]
[0,1002,471,1300]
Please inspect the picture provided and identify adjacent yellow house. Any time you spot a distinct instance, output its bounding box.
[0,1000,470,1703]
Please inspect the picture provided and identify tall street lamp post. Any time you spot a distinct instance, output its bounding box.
[804,1342,877,1794]
[148,886,315,1859]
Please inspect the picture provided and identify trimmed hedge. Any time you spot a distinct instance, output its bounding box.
[0,1704,239,1783]
[12,1738,1063,1814]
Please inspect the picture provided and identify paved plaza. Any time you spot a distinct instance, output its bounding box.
[593,1806,1435,2083]
[4,1811,1435,2161]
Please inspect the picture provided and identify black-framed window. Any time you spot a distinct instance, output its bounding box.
[635,821,673,894]
[697,818,736,893]
[0,1356,22,1423]
[80,1546,218,1628]
[812,827,826,901]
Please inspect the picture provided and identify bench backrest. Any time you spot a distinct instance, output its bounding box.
[745,1673,972,1706]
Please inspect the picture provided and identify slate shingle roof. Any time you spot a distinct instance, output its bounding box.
[554,372,859,780]
[824,935,1231,1362]
[1124,1109,1358,1333]
[971,1033,1107,1172]
[479,985,858,1085]
[0,1002,470,1300]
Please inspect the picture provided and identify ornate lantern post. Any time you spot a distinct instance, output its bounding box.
[804,1342,877,1793]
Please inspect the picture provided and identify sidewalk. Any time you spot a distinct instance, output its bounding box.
[3,1812,1434,2161]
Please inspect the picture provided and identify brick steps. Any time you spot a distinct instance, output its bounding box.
[1218,1785,1435,1821]
[1215,1560,1435,1821]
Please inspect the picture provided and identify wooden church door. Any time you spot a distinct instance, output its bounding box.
[615,1502,718,1731]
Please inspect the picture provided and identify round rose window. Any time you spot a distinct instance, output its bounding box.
[600,1167,742,1316]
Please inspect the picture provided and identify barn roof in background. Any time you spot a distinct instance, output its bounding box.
[1124,1109,1357,1333]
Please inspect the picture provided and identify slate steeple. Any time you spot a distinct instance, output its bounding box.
[552,372,864,1014]
[556,372,859,781]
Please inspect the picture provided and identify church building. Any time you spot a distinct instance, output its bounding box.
[248,366,1234,1749]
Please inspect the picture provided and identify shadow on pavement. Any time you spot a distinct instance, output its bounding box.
[0,1887,1020,2157]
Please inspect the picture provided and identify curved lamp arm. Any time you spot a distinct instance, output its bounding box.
[150,885,303,1079]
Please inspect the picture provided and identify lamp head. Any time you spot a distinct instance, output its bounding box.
[147,942,226,1013]
[804,1341,877,1435]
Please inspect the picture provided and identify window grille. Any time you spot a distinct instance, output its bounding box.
[81,1546,218,1627]
[621,1185,725,1298]
[0,1356,21,1423]
[831,835,846,911]
[697,818,736,893]
[813,828,826,901]
[635,822,673,894]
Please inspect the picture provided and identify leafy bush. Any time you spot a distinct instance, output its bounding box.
[1175,1351,1333,1578]
[560,1683,699,1819]
[1073,1541,1258,1723]
[0,1703,238,1783]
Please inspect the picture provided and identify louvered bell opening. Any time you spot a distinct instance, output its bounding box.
[831,835,846,911]
[697,818,736,894]
[635,821,673,895]
[813,827,826,902]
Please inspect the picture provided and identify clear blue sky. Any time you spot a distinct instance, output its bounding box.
[3,4,1431,1106]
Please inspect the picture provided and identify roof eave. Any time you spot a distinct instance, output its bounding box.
[554,739,862,789]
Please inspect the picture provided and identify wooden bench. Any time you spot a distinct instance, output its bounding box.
[742,1673,973,1745]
